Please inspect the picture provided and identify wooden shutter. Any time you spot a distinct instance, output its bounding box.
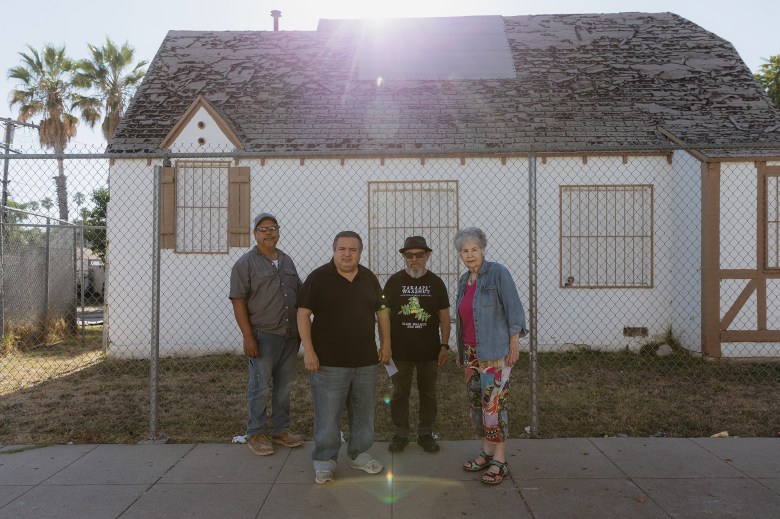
[228,166,250,248]
[160,166,176,249]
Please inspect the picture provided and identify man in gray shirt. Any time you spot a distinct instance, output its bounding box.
[230,212,304,456]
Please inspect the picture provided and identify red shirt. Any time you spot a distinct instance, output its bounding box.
[458,281,477,345]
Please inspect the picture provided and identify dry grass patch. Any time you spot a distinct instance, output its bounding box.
[1,326,105,395]
[1,330,778,444]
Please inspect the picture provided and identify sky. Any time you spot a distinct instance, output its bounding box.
[1,0,779,147]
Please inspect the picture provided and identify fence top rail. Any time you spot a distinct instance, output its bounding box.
[2,206,75,225]
[0,221,104,230]
[3,141,780,161]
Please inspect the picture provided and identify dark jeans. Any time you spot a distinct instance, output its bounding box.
[390,360,439,438]
[246,330,299,437]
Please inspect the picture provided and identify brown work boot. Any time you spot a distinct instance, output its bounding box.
[271,430,304,448]
[247,433,274,456]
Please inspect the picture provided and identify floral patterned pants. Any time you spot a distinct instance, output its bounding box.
[464,344,512,443]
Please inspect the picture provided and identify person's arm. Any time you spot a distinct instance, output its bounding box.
[231,298,259,358]
[297,307,319,372]
[377,308,391,364]
[506,332,520,367]
[497,266,527,338]
[437,309,451,367]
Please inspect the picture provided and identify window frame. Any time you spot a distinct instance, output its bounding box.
[559,183,654,289]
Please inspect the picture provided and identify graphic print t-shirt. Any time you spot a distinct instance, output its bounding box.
[384,270,450,361]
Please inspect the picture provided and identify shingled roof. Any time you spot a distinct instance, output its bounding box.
[108,12,780,155]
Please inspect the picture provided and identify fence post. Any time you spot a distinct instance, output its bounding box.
[0,207,4,339]
[79,221,85,339]
[44,218,51,320]
[528,152,538,437]
[0,121,10,338]
[149,165,163,440]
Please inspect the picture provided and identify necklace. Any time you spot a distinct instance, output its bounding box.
[467,273,477,285]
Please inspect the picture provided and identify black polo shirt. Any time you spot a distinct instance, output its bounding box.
[297,260,388,367]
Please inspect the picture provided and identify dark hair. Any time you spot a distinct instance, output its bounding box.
[333,231,363,252]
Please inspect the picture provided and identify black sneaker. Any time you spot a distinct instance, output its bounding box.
[417,435,440,453]
[388,435,409,452]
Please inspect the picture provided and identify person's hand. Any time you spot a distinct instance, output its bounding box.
[243,335,260,358]
[505,344,520,367]
[304,349,320,372]
[378,344,392,364]
[437,347,448,367]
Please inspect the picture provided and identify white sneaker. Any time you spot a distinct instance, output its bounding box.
[315,468,335,484]
[314,459,337,484]
[349,452,383,474]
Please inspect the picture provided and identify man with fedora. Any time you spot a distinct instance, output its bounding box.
[384,236,451,453]
[230,212,304,456]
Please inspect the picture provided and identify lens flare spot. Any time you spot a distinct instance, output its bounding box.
[376,76,384,87]
[386,471,393,482]
[383,395,391,405]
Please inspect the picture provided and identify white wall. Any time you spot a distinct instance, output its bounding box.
[533,155,695,352]
[670,150,703,352]
[107,153,776,359]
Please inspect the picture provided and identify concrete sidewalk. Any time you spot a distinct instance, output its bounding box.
[1,438,778,518]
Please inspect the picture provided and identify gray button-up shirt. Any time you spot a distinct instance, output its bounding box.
[229,247,302,337]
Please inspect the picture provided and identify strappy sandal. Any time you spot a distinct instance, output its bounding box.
[463,450,493,472]
[481,459,509,485]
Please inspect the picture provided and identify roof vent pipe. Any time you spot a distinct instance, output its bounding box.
[271,10,281,31]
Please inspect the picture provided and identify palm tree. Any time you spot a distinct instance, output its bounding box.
[73,191,85,220]
[8,45,94,222]
[73,38,147,141]
[40,196,54,214]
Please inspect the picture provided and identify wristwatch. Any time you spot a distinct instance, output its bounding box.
[440,343,450,350]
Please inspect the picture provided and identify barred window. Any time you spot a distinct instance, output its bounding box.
[368,180,459,296]
[768,174,780,268]
[175,161,230,253]
[560,184,653,288]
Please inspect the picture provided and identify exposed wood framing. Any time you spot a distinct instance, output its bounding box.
[721,330,780,342]
[701,161,720,358]
[720,279,757,329]
[756,162,768,330]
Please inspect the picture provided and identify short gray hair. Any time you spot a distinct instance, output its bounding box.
[454,227,487,251]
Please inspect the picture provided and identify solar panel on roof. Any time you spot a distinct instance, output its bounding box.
[333,16,517,80]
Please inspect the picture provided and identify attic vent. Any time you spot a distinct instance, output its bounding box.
[352,16,516,80]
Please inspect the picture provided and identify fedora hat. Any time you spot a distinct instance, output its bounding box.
[399,236,432,253]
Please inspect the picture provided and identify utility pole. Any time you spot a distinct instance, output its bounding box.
[1,117,39,219]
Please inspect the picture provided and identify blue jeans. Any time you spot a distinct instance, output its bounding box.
[246,330,299,437]
[310,365,377,470]
[390,360,439,438]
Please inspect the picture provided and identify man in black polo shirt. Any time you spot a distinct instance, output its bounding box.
[297,231,391,485]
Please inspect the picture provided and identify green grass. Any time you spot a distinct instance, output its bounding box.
[1,328,778,444]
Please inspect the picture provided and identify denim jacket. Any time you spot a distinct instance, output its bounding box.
[456,260,527,363]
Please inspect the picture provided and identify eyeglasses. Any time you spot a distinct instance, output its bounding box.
[403,252,426,259]
[255,225,279,232]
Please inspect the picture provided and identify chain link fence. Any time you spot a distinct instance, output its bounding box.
[1,144,778,443]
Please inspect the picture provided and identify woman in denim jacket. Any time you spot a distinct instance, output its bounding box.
[455,227,526,485]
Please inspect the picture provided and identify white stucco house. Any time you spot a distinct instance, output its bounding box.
[105,13,780,359]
